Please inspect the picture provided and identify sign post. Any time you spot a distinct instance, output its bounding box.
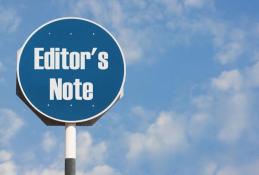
[65,123,76,175]
[16,17,126,175]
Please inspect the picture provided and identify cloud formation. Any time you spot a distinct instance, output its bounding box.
[0,6,20,34]
[54,0,216,65]
[0,150,16,175]
[212,70,242,92]
[0,108,23,145]
[127,112,188,159]
[42,131,57,153]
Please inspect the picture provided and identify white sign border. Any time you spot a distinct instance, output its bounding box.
[17,17,126,124]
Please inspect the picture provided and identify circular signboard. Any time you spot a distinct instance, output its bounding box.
[17,17,126,123]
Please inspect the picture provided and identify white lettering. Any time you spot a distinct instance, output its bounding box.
[63,82,73,100]
[98,52,109,70]
[34,48,44,70]
[34,48,110,70]
[73,79,82,100]
[44,48,55,70]
[50,78,62,100]
[49,78,93,101]
[83,82,93,100]
[69,52,80,70]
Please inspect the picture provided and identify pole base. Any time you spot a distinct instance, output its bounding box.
[65,158,75,175]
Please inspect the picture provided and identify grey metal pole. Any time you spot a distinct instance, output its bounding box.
[65,123,76,175]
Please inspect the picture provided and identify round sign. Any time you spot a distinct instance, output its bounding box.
[17,17,126,123]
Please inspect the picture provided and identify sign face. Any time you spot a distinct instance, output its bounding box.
[17,17,126,123]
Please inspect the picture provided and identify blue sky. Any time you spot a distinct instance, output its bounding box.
[0,0,259,175]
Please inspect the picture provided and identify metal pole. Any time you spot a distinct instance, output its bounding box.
[65,123,76,175]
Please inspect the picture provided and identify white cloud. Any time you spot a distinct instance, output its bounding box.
[0,161,17,175]
[25,169,63,175]
[24,164,119,175]
[255,23,259,38]
[0,150,12,162]
[130,106,155,124]
[42,131,57,153]
[0,61,5,81]
[202,162,218,175]
[86,165,120,175]
[216,160,259,175]
[167,17,252,65]
[208,66,258,142]
[77,131,107,169]
[0,62,4,72]
[184,0,208,8]
[0,151,16,175]
[217,92,249,142]
[212,70,242,92]
[54,0,258,68]
[0,6,21,33]
[189,67,253,143]
[69,0,143,64]
[188,112,210,138]
[127,112,188,159]
[0,108,24,145]
[210,69,251,142]
[215,29,245,64]
[131,106,149,118]
[157,0,213,14]
[191,19,247,65]
[218,167,239,175]
[24,131,116,174]
[158,0,183,14]
[201,19,249,65]
[56,0,216,65]
[125,60,257,159]
[192,95,213,109]
[245,61,259,88]
[116,29,144,64]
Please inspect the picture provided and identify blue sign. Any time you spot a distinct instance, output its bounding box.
[17,17,126,123]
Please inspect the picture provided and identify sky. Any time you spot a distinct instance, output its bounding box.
[0,0,259,175]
